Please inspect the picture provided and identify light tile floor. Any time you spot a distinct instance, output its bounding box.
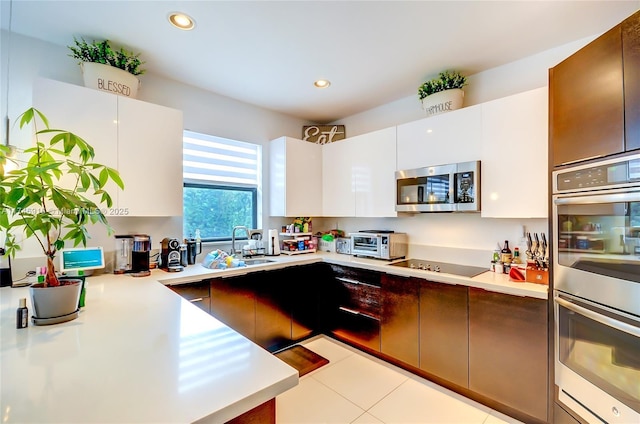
[276,335,524,424]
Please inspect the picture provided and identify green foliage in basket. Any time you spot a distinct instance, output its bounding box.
[68,36,146,76]
[417,70,467,101]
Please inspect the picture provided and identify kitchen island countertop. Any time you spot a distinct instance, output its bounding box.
[0,275,298,424]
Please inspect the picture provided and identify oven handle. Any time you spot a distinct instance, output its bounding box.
[554,191,640,205]
[556,296,640,338]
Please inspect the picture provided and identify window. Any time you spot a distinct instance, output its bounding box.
[183,131,261,241]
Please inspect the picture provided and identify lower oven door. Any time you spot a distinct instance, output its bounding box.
[555,291,640,423]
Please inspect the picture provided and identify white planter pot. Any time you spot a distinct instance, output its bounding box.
[421,88,464,117]
[29,280,82,325]
[81,62,140,98]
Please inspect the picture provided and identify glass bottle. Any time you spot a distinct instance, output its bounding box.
[501,240,512,264]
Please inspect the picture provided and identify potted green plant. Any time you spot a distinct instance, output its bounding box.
[67,36,145,98]
[417,70,467,116]
[0,108,124,323]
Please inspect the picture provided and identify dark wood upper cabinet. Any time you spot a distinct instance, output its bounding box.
[550,23,624,167]
[623,10,640,152]
[381,274,419,367]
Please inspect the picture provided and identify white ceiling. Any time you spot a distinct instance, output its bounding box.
[2,1,639,123]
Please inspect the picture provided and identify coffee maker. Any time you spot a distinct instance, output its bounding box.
[161,238,183,272]
[114,235,134,274]
[132,235,151,275]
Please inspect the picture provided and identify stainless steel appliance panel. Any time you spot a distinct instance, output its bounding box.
[555,292,640,423]
[396,160,480,213]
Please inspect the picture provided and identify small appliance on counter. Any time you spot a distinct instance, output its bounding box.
[336,237,351,254]
[350,230,407,260]
[160,237,183,272]
[114,235,134,274]
[185,237,202,264]
[132,235,152,276]
[266,229,281,256]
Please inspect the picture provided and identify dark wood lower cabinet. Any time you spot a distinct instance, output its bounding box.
[209,276,256,341]
[199,264,549,424]
[381,273,419,367]
[167,280,211,313]
[468,287,548,422]
[419,281,468,388]
[254,270,292,352]
[328,265,381,351]
[225,398,275,424]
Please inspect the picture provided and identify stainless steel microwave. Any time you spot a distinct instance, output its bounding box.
[395,160,481,213]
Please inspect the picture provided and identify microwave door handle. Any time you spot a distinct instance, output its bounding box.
[554,191,640,205]
[556,296,640,338]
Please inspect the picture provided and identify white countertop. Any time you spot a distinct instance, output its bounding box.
[0,251,547,423]
[0,275,298,424]
[156,252,548,300]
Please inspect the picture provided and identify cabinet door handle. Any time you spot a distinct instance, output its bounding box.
[189,298,204,303]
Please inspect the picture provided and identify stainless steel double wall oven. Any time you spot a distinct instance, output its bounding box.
[552,153,640,424]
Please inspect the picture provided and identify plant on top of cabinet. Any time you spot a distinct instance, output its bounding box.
[68,37,145,98]
[418,70,468,116]
[68,37,146,75]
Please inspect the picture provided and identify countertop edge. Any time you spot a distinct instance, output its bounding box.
[156,252,548,300]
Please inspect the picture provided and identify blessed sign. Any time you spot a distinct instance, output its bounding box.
[302,125,346,144]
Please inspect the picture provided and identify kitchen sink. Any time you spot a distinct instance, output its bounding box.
[243,258,276,266]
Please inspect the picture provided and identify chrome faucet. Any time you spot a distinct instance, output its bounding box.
[231,226,250,256]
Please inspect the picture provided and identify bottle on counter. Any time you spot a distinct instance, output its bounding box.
[491,250,500,272]
[16,298,28,329]
[501,240,512,265]
[511,247,521,265]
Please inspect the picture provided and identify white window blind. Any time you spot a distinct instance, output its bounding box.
[183,130,260,186]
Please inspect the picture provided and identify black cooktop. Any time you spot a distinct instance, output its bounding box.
[390,259,487,278]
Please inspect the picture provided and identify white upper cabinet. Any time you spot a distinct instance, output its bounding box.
[322,137,356,217]
[33,78,119,209]
[353,126,397,217]
[480,87,548,218]
[269,136,323,217]
[33,78,183,217]
[117,96,183,216]
[323,127,397,217]
[396,104,482,171]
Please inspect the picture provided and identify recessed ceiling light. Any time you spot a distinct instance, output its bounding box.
[168,12,195,30]
[314,79,331,88]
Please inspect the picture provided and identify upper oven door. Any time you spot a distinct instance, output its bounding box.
[552,187,640,315]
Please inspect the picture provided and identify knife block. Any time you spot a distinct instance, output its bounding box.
[525,264,549,285]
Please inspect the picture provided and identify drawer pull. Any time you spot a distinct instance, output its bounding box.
[336,277,380,289]
[189,298,204,303]
[339,306,380,322]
